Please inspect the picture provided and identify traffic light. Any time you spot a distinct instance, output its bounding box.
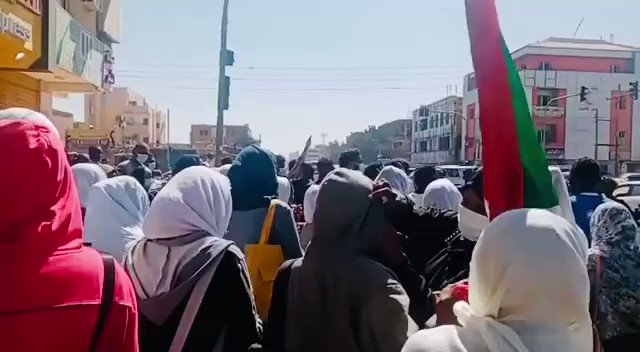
[630,81,639,100]
[219,75,231,110]
[579,86,588,102]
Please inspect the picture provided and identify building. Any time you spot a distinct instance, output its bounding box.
[85,87,167,146]
[463,37,640,172]
[49,108,74,140]
[411,96,463,165]
[190,124,254,148]
[376,119,412,161]
[0,0,120,115]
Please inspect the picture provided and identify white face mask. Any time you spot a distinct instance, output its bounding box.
[136,154,149,164]
[458,204,490,241]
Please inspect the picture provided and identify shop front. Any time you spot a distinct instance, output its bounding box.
[0,0,43,109]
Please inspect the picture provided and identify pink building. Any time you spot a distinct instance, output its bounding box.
[462,37,640,171]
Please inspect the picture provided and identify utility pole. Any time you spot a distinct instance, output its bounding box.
[215,0,234,166]
[593,108,599,161]
[166,108,171,170]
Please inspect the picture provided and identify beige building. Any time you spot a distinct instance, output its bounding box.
[86,87,167,146]
[49,109,75,141]
[190,124,253,148]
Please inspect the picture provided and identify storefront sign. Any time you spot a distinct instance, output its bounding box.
[54,4,106,88]
[0,11,32,45]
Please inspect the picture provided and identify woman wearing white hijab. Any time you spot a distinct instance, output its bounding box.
[422,178,463,211]
[71,163,107,215]
[299,183,320,249]
[403,209,592,352]
[84,176,149,262]
[124,166,260,351]
[375,165,413,194]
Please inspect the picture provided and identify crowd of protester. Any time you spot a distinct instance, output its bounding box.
[3,107,640,352]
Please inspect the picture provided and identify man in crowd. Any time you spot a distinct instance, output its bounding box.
[117,143,155,176]
[88,146,117,177]
[316,157,335,184]
[338,148,362,171]
[569,157,607,244]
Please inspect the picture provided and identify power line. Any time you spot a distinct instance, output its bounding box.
[117,74,463,82]
[238,65,466,70]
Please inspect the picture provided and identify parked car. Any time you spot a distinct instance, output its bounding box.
[613,181,640,210]
[617,173,640,183]
[437,165,468,187]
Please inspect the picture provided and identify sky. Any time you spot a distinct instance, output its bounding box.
[53,0,640,156]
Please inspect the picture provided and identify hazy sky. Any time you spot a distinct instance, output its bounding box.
[54,0,640,156]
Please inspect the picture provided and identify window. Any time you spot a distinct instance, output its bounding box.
[419,140,428,152]
[440,136,451,150]
[61,0,69,10]
[142,118,149,126]
[537,95,550,106]
[419,119,428,131]
[200,130,210,137]
[544,124,557,144]
[440,114,445,126]
[156,122,160,129]
[619,96,627,110]
[435,115,440,128]
[539,61,552,70]
[537,129,545,144]
[632,186,640,196]
[445,113,450,125]
[519,64,527,70]
[414,121,418,132]
[393,141,403,149]
[611,64,620,73]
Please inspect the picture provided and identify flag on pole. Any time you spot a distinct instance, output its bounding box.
[465,0,558,219]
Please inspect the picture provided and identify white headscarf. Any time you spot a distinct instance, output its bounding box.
[548,166,577,226]
[450,209,591,352]
[422,178,463,211]
[84,176,149,262]
[0,108,59,138]
[71,163,107,206]
[277,176,292,203]
[126,166,233,298]
[303,184,320,223]
[217,163,232,176]
[375,165,413,194]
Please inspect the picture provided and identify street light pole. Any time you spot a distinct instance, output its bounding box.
[215,0,231,166]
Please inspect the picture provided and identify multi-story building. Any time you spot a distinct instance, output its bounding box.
[85,87,167,146]
[0,0,120,114]
[463,37,640,172]
[411,96,463,165]
[190,124,254,148]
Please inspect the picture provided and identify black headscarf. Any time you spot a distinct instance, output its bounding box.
[228,145,278,211]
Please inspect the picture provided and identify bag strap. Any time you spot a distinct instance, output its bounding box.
[89,255,116,352]
[594,254,603,322]
[258,200,279,245]
[169,252,227,352]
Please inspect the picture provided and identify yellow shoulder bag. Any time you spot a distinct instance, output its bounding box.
[245,200,286,320]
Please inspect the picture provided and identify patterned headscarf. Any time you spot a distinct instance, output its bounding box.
[590,201,640,254]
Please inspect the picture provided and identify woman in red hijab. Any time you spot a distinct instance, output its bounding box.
[0,108,139,352]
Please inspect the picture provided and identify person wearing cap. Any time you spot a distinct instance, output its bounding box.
[117,143,154,176]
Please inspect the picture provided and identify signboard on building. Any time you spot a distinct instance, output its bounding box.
[54,4,106,88]
[0,0,41,69]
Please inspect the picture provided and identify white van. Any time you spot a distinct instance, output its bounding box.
[438,165,467,187]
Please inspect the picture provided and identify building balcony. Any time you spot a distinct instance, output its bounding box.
[533,105,565,118]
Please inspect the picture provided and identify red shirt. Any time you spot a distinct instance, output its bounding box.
[0,119,139,352]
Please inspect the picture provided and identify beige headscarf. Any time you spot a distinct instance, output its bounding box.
[404,209,591,352]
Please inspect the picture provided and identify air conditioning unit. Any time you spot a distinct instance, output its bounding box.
[82,0,104,12]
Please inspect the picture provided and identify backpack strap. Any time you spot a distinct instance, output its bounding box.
[169,251,227,352]
[90,255,116,352]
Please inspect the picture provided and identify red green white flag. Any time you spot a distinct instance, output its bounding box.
[465,0,558,219]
